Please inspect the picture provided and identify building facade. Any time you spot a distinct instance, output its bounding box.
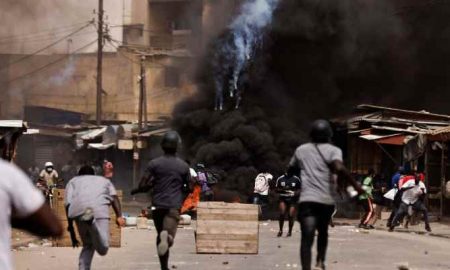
[0,0,241,122]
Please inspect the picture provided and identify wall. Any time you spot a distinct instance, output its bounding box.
[144,54,198,119]
[202,0,242,47]
[148,0,203,52]
[1,51,137,120]
[122,0,150,47]
[0,0,124,55]
[1,49,197,121]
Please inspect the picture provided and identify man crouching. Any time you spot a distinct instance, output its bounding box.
[65,165,125,270]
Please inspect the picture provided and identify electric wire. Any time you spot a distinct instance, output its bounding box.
[0,20,93,42]
[107,39,140,64]
[3,39,98,85]
[0,29,98,46]
[0,22,95,71]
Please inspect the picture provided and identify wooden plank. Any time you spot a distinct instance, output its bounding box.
[195,202,259,254]
[197,227,258,236]
[197,208,259,215]
[197,208,258,215]
[197,213,258,221]
[196,240,258,254]
[196,233,258,241]
[197,202,258,210]
[196,220,259,232]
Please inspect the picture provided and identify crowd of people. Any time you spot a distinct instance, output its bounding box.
[1,120,436,270]
[249,120,433,270]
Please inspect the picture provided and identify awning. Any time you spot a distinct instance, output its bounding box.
[23,129,40,135]
[359,133,406,146]
[427,126,450,141]
[139,127,170,137]
[80,127,107,140]
[359,134,390,140]
[87,143,116,150]
[376,135,407,145]
[0,120,25,128]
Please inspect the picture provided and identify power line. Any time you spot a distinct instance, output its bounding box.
[108,39,173,69]
[0,22,94,71]
[0,31,97,48]
[4,39,97,85]
[107,39,140,64]
[0,29,97,46]
[109,37,149,49]
[0,20,93,42]
[109,24,157,34]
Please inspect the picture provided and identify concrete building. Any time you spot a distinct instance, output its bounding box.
[0,0,241,122]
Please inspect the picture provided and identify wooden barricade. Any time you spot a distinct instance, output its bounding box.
[195,202,259,254]
[51,189,122,247]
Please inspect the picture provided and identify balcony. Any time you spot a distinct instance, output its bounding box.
[149,30,192,50]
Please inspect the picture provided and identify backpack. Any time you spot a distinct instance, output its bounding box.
[205,170,220,185]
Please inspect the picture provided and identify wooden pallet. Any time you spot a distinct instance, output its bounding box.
[51,189,122,247]
[195,202,259,254]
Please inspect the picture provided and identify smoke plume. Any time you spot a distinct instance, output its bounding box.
[175,0,450,194]
[213,0,280,110]
[48,56,76,86]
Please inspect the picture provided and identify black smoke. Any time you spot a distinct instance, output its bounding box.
[173,0,450,194]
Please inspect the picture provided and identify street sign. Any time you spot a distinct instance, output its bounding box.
[118,139,133,150]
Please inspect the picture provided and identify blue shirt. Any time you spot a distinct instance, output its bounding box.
[391,172,401,188]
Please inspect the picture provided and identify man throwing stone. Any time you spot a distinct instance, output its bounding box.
[131,131,191,270]
[65,165,125,270]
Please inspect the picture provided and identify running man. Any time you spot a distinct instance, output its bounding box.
[289,119,364,270]
[358,169,375,229]
[131,131,191,270]
[65,165,125,270]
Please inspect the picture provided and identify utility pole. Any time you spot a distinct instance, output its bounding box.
[138,55,148,131]
[96,0,104,126]
[142,56,148,130]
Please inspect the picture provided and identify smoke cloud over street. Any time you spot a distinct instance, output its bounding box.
[176,0,450,193]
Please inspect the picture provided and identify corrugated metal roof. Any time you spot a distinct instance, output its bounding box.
[359,134,402,141]
[139,127,170,137]
[0,120,25,128]
[357,104,450,120]
[428,126,450,135]
[80,127,107,140]
[87,143,116,150]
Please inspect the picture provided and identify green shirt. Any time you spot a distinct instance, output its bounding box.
[358,176,373,200]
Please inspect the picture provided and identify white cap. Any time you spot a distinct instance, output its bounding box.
[45,162,54,167]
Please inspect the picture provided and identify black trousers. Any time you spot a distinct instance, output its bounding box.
[298,202,335,270]
[391,201,430,229]
[152,208,180,270]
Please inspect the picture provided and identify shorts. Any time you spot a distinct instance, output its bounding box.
[279,196,299,205]
[297,202,335,221]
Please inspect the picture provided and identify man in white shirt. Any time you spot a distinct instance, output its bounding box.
[253,172,272,203]
[389,175,431,232]
[39,161,59,186]
[0,159,62,270]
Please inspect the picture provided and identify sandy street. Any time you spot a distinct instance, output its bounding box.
[13,221,450,270]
